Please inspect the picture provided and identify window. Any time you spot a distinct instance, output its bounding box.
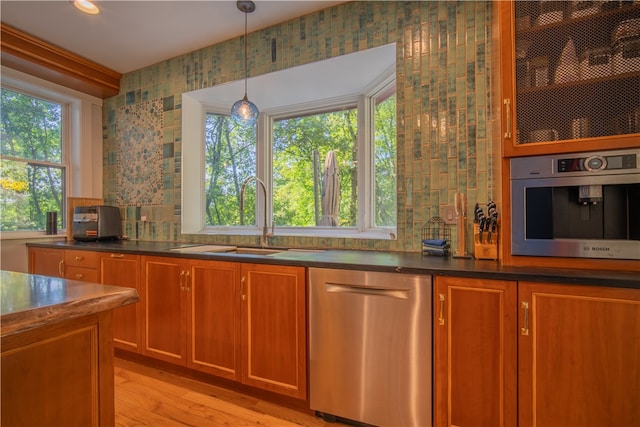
[272,105,359,228]
[199,84,395,237]
[204,114,255,226]
[182,43,397,239]
[0,88,66,232]
[373,89,397,228]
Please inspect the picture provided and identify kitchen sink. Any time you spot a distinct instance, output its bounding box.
[169,245,325,256]
[228,247,285,255]
[168,245,237,253]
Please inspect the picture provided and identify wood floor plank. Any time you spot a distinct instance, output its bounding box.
[114,358,347,427]
[116,373,261,426]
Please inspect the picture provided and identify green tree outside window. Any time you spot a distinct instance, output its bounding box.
[1,88,65,232]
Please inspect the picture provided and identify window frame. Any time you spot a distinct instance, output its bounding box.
[1,86,69,236]
[182,72,396,240]
[0,66,103,240]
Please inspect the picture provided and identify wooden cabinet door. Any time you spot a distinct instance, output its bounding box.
[518,282,640,427]
[241,263,307,399]
[29,247,64,278]
[498,1,640,157]
[1,311,115,427]
[434,276,517,427]
[141,256,187,365]
[187,260,241,380]
[101,252,141,352]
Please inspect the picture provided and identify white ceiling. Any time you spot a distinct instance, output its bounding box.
[0,0,345,74]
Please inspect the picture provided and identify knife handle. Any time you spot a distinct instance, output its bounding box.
[460,194,466,218]
[457,215,466,256]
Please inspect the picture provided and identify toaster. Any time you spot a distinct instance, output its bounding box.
[72,205,122,241]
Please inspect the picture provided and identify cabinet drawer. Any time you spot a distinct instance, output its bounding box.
[65,266,98,283]
[65,250,99,268]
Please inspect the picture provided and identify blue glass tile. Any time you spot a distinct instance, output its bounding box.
[467,61,475,91]
[163,96,174,112]
[125,91,136,105]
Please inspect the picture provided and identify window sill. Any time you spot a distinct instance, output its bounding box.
[192,227,397,241]
[0,231,67,241]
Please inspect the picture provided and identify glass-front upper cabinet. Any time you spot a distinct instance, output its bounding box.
[500,1,640,157]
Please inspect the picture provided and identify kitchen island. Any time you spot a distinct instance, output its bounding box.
[0,270,139,427]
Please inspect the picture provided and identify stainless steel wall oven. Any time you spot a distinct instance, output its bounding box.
[511,148,640,260]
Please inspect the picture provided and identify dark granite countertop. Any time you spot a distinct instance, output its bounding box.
[26,240,640,289]
[0,270,140,337]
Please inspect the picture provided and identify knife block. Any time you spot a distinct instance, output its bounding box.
[474,222,498,260]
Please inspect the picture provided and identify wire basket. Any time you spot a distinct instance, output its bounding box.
[421,216,451,256]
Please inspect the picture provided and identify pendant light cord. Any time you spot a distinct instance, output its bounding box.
[231,0,258,124]
[243,9,248,99]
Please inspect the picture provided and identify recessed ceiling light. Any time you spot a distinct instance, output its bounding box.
[73,0,100,15]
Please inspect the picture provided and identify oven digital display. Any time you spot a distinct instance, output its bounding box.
[557,154,636,172]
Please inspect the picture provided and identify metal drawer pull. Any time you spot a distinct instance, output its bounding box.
[325,283,409,299]
[438,294,445,326]
[504,98,512,139]
[58,260,64,275]
[75,256,83,262]
[179,271,185,291]
[241,276,246,301]
[110,253,125,258]
[521,301,529,336]
[75,274,83,279]
[184,271,190,291]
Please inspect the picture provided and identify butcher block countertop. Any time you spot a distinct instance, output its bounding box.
[0,270,139,337]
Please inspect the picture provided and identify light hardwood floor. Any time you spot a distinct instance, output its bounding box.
[114,358,348,427]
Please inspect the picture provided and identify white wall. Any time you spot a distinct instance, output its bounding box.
[0,238,66,273]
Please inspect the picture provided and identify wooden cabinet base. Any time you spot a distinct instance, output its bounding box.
[1,312,115,427]
[141,257,307,400]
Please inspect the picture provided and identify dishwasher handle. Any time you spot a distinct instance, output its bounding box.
[325,282,410,299]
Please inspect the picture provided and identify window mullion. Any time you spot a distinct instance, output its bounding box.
[255,113,271,229]
[358,94,374,231]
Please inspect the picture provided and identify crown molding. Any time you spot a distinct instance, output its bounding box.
[1,23,121,98]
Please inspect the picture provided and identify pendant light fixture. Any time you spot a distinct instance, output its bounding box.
[231,0,259,125]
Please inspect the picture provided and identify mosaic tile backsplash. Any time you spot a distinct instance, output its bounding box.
[115,99,164,206]
[102,1,498,252]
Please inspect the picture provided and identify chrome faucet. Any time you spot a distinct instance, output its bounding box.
[240,176,272,247]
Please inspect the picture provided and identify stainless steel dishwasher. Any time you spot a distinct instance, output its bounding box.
[309,268,432,427]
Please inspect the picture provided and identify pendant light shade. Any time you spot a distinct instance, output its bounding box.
[231,95,259,125]
[231,1,259,125]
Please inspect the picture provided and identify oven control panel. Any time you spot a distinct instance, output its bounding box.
[511,148,640,180]
[558,153,637,173]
